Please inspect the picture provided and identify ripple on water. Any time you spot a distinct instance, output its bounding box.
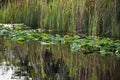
[0,62,30,80]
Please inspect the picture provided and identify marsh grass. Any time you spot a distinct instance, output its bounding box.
[0,0,120,38]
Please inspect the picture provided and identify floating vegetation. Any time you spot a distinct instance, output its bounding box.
[0,27,120,57]
[71,37,120,56]
[0,0,120,79]
[1,40,120,80]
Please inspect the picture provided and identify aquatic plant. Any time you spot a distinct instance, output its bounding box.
[1,28,120,80]
[3,40,120,80]
[0,27,120,57]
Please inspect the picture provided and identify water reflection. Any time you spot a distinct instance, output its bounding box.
[0,38,120,80]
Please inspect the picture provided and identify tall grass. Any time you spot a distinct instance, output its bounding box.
[0,0,41,29]
[82,0,120,39]
[0,0,78,32]
[0,0,120,38]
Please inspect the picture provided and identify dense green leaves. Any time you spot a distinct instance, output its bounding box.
[0,28,120,57]
[71,36,120,57]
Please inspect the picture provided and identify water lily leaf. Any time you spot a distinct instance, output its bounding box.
[15,26,22,31]
[100,50,106,55]
[17,37,25,41]
[73,35,80,39]
[115,48,120,57]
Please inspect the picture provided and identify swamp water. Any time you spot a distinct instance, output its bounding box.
[0,37,120,80]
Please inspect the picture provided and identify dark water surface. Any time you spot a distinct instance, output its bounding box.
[0,37,120,80]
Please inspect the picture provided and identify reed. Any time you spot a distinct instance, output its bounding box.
[82,0,120,39]
[0,0,120,38]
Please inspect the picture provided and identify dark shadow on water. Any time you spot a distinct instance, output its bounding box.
[0,39,120,80]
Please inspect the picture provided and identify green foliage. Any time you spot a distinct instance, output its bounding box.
[1,27,120,57]
[0,0,120,38]
[15,26,22,31]
[0,0,77,32]
[71,36,120,57]
[55,34,62,43]
[115,48,120,58]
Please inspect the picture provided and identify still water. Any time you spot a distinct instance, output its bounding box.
[0,38,120,80]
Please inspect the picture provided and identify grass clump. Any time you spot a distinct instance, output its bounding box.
[0,0,120,38]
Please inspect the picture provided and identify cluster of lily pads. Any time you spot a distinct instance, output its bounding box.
[71,37,120,56]
[0,26,120,57]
